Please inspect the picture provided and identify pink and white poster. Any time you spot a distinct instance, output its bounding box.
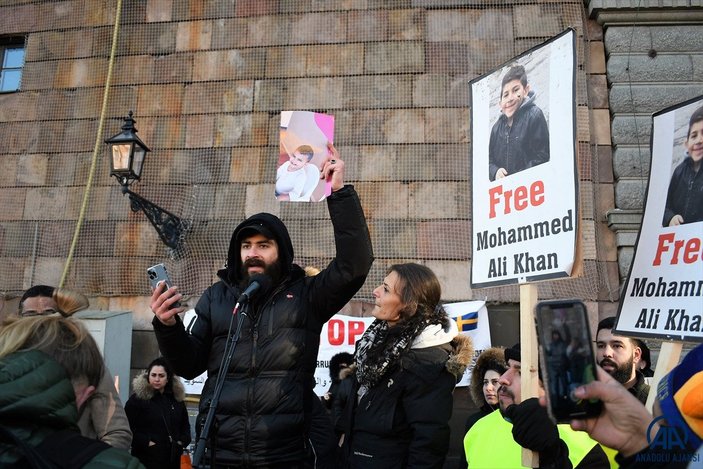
[276,111,335,202]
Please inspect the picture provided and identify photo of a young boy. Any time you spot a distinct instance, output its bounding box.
[488,64,550,181]
[662,105,703,227]
[275,144,321,202]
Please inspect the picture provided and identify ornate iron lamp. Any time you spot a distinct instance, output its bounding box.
[106,111,186,250]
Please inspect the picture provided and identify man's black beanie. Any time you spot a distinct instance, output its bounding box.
[505,343,521,363]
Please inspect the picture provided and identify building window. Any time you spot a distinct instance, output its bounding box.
[0,37,26,93]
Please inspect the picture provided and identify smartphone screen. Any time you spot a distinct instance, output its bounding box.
[535,300,602,422]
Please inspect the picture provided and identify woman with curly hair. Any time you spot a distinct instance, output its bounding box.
[125,357,191,469]
[339,263,473,469]
[458,347,506,469]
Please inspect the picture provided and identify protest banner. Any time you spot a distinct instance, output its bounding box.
[312,301,491,395]
[612,96,703,410]
[469,28,577,466]
[615,96,703,343]
[469,29,578,289]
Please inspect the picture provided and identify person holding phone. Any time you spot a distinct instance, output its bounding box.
[463,344,609,468]
[149,143,374,468]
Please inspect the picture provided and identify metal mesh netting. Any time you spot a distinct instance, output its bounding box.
[0,0,616,304]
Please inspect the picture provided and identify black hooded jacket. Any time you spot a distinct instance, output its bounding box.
[488,90,550,181]
[152,185,373,467]
[662,155,703,226]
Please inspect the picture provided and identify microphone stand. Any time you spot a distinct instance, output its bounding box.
[192,300,249,469]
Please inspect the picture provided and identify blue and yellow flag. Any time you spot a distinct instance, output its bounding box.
[456,310,479,332]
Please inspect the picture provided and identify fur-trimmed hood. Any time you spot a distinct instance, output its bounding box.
[131,370,187,402]
[446,333,474,380]
[469,347,507,406]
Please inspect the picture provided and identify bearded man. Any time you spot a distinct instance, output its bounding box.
[150,144,374,468]
[595,317,650,404]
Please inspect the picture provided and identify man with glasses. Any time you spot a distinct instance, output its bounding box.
[18,284,58,316]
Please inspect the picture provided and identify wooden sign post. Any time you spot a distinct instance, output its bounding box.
[645,341,682,412]
[520,283,540,467]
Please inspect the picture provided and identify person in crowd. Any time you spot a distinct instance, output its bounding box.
[569,343,703,468]
[488,64,550,181]
[150,144,374,468]
[464,343,609,468]
[596,317,650,403]
[321,351,354,414]
[458,347,507,469]
[125,357,191,469]
[339,263,473,468]
[0,315,144,468]
[17,284,133,450]
[634,339,655,378]
[546,329,571,404]
[662,105,703,226]
[276,144,321,201]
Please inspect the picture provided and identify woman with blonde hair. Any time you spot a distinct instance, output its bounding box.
[0,316,143,468]
[15,284,133,450]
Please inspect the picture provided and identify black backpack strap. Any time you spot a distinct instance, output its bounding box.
[0,424,58,468]
[35,429,111,468]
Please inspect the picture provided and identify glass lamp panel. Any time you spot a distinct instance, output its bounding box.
[111,144,132,173]
[132,146,146,179]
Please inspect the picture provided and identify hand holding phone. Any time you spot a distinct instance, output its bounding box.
[535,300,602,423]
[147,263,182,310]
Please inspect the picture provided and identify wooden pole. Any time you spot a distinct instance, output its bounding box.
[520,283,540,467]
[645,341,682,412]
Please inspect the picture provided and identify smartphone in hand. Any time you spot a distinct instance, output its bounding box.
[535,300,602,423]
[147,263,181,308]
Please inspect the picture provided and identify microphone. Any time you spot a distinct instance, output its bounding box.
[237,274,272,305]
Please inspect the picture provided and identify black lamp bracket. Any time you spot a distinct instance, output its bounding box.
[121,185,189,250]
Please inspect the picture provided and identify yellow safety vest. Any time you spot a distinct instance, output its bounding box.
[463,409,608,468]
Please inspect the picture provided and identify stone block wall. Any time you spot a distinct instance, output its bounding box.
[586,2,703,280]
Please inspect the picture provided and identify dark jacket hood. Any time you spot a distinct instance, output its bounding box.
[222,212,295,285]
[469,347,507,406]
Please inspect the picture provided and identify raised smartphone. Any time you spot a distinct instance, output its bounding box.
[147,263,181,307]
[535,300,602,423]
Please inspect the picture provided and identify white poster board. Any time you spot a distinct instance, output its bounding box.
[615,96,703,342]
[313,301,491,395]
[470,29,578,288]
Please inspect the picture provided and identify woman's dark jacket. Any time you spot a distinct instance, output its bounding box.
[0,349,144,468]
[488,90,550,181]
[152,185,374,467]
[124,372,191,469]
[341,333,473,469]
[662,156,703,226]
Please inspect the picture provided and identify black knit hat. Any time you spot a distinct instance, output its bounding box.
[505,342,521,363]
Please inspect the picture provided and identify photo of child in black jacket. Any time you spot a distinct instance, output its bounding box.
[662,105,703,227]
[488,64,550,181]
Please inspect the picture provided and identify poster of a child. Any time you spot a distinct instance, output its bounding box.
[276,111,334,202]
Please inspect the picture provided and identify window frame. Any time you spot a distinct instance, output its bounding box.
[0,36,26,93]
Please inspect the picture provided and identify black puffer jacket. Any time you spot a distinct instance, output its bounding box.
[341,332,474,469]
[662,155,703,226]
[153,185,373,466]
[488,90,550,181]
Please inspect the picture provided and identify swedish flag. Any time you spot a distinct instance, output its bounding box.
[456,310,479,332]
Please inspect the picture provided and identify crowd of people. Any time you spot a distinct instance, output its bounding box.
[1,143,702,468]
